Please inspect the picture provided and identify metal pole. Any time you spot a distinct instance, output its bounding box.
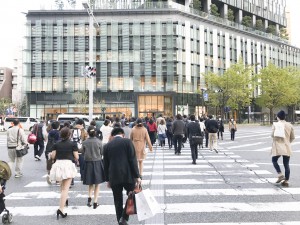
[88,13,93,122]
[201,89,204,117]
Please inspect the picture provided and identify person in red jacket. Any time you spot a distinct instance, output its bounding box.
[147,118,157,146]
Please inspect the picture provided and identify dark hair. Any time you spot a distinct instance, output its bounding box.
[90,120,96,126]
[111,127,124,136]
[136,118,143,127]
[87,125,96,137]
[208,115,213,119]
[176,114,182,120]
[104,119,110,126]
[13,119,20,126]
[190,115,196,121]
[160,119,165,125]
[149,119,154,124]
[200,118,204,122]
[113,123,121,128]
[64,121,71,127]
[76,118,84,125]
[60,127,71,140]
[51,121,60,129]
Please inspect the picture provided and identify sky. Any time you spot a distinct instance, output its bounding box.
[0,0,299,68]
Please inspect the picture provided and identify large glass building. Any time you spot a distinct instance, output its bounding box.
[24,0,300,119]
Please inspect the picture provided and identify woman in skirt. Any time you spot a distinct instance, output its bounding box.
[81,126,105,209]
[50,127,79,219]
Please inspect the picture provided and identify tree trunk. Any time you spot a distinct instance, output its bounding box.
[270,108,274,125]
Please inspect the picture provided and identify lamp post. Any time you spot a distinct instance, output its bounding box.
[83,2,99,122]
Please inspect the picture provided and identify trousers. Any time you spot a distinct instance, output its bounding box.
[272,155,290,180]
[7,148,24,175]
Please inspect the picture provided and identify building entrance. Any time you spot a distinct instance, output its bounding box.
[138,95,173,118]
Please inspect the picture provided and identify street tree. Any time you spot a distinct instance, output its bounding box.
[0,98,12,117]
[204,59,256,120]
[256,63,299,123]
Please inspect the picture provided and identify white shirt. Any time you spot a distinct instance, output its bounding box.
[100,125,113,144]
[199,122,205,132]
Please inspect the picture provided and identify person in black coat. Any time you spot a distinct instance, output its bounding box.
[205,115,219,153]
[186,115,202,164]
[217,118,224,140]
[103,128,141,225]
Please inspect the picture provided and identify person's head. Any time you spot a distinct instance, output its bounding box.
[149,118,154,124]
[160,119,165,125]
[208,115,213,119]
[230,118,234,121]
[76,118,84,126]
[87,125,96,137]
[111,127,125,137]
[113,123,121,128]
[104,119,110,126]
[136,118,143,127]
[51,121,60,130]
[90,120,96,126]
[60,127,71,140]
[176,114,182,120]
[64,121,71,127]
[200,118,204,122]
[277,110,286,120]
[13,119,20,126]
[190,115,196,121]
[124,120,130,126]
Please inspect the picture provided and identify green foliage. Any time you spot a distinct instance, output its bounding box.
[266,25,277,35]
[15,96,28,116]
[0,98,12,116]
[227,9,235,21]
[204,58,256,112]
[191,0,201,10]
[255,19,264,31]
[210,4,220,17]
[242,16,252,27]
[280,27,289,40]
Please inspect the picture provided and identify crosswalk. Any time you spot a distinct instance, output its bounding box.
[2,128,300,224]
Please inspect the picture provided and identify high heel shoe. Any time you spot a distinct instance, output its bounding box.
[56,209,67,220]
[65,199,68,207]
[87,197,92,207]
[93,202,99,209]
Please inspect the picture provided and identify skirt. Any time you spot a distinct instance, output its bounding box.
[49,160,77,182]
[82,160,105,185]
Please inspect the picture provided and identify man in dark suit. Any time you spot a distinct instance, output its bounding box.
[103,127,141,225]
[186,115,202,164]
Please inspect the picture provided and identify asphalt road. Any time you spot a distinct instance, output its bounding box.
[0,124,300,225]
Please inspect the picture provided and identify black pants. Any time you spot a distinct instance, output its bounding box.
[217,131,223,140]
[173,134,183,154]
[111,183,135,223]
[149,131,156,146]
[34,140,44,157]
[190,143,198,163]
[166,132,173,148]
[205,131,209,147]
[272,155,290,180]
[230,129,236,140]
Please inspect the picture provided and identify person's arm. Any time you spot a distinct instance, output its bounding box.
[290,126,295,143]
[145,130,153,152]
[20,129,28,145]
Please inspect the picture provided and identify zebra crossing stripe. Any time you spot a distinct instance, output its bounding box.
[143,170,272,176]
[167,222,300,225]
[144,159,250,164]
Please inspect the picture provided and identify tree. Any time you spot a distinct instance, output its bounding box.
[256,63,300,123]
[266,25,277,35]
[242,16,252,27]
[204,59,256,120]
[280,27,289,40]
[0,98,12,117]
[14,96,29,116]
[191,0,201,11]
[255,19,264,31]
[227,9,235,21]
[210,4,220,17]
[74,91,88,113]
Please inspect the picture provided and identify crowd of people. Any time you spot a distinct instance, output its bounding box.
[4,111,294,224]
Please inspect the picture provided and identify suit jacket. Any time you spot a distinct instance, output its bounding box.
[103,136,140,186]
[186,121,202,139]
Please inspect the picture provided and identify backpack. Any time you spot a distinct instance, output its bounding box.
[72,128,82,149]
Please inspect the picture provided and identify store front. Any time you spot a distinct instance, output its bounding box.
[138,95,173,118]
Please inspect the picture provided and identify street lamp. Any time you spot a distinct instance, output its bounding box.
[83,2,100,122]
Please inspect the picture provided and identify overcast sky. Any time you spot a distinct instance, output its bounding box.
[0,0,299,68]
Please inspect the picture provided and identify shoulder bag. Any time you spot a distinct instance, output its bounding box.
[16,129,29,157]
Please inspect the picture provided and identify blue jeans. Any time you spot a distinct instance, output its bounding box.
[272,155,290,180]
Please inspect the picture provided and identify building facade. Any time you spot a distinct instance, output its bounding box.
[24,0,300,119]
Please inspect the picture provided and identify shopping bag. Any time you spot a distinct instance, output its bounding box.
[125,191,136,215]
[135,188,160,221]
[273,122,285,138]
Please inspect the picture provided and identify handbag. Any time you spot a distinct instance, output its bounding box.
[274,122,285,138]
[135,188,160,221]
[125,191,137,215]
[27,124,38,144]
[191,135,203,145]
[16,129,29,157]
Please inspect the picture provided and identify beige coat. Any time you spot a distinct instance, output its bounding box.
[130,126,152,161]
[271,120,295,156]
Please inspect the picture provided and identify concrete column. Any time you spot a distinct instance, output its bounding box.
[185,0,191,11]
[276,24,280,35]
[221,3,228,19]
[264,19,269,30]
[252,15,256,28]
[203,0,211,14]
[235,9,242,24]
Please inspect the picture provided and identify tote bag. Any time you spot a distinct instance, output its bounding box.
[274,122,285,138]
[135,188,160,221]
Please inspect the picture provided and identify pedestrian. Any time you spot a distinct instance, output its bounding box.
[130,118,153,178]
[204,116,210,148]
[100,119,113,146]
[172,114,185,155]
[103,127,142,225]
[147,118,157,146]
[90,120,103,141]
[199,117,206,137]
[229,118,237,141]
[7,119,28,178]
[217,117,224,140]
[205,115,219,153]
[186,115,202,164]
[81,126,105,209]
[271,110,295,187]
[49,127,79,219]
[157,119,167,148]
[32,120,47,161]
[123,120,132,139]
[166,117,173,149]
[45,121,61,184]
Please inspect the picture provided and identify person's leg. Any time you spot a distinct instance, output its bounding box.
[59,178,72,212]
[38,140,45,157]
[212,133,218,151]
[111,185,124,223]
[190,144,196,163]
[282,155,290,181]
[34,143,38,158]
[217,131,220,139]
[15,156,24,176]
[7,148,15,173]
[205,132,209,147]
[138,160,143,176]
[93,184,100,204]
[233,130,235,140]
[121,183,136,222]
[178,135,183,153]
[272,155,282,175]
[221,132,223,140]
[173,135,178,154]
[208,133,213,150]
